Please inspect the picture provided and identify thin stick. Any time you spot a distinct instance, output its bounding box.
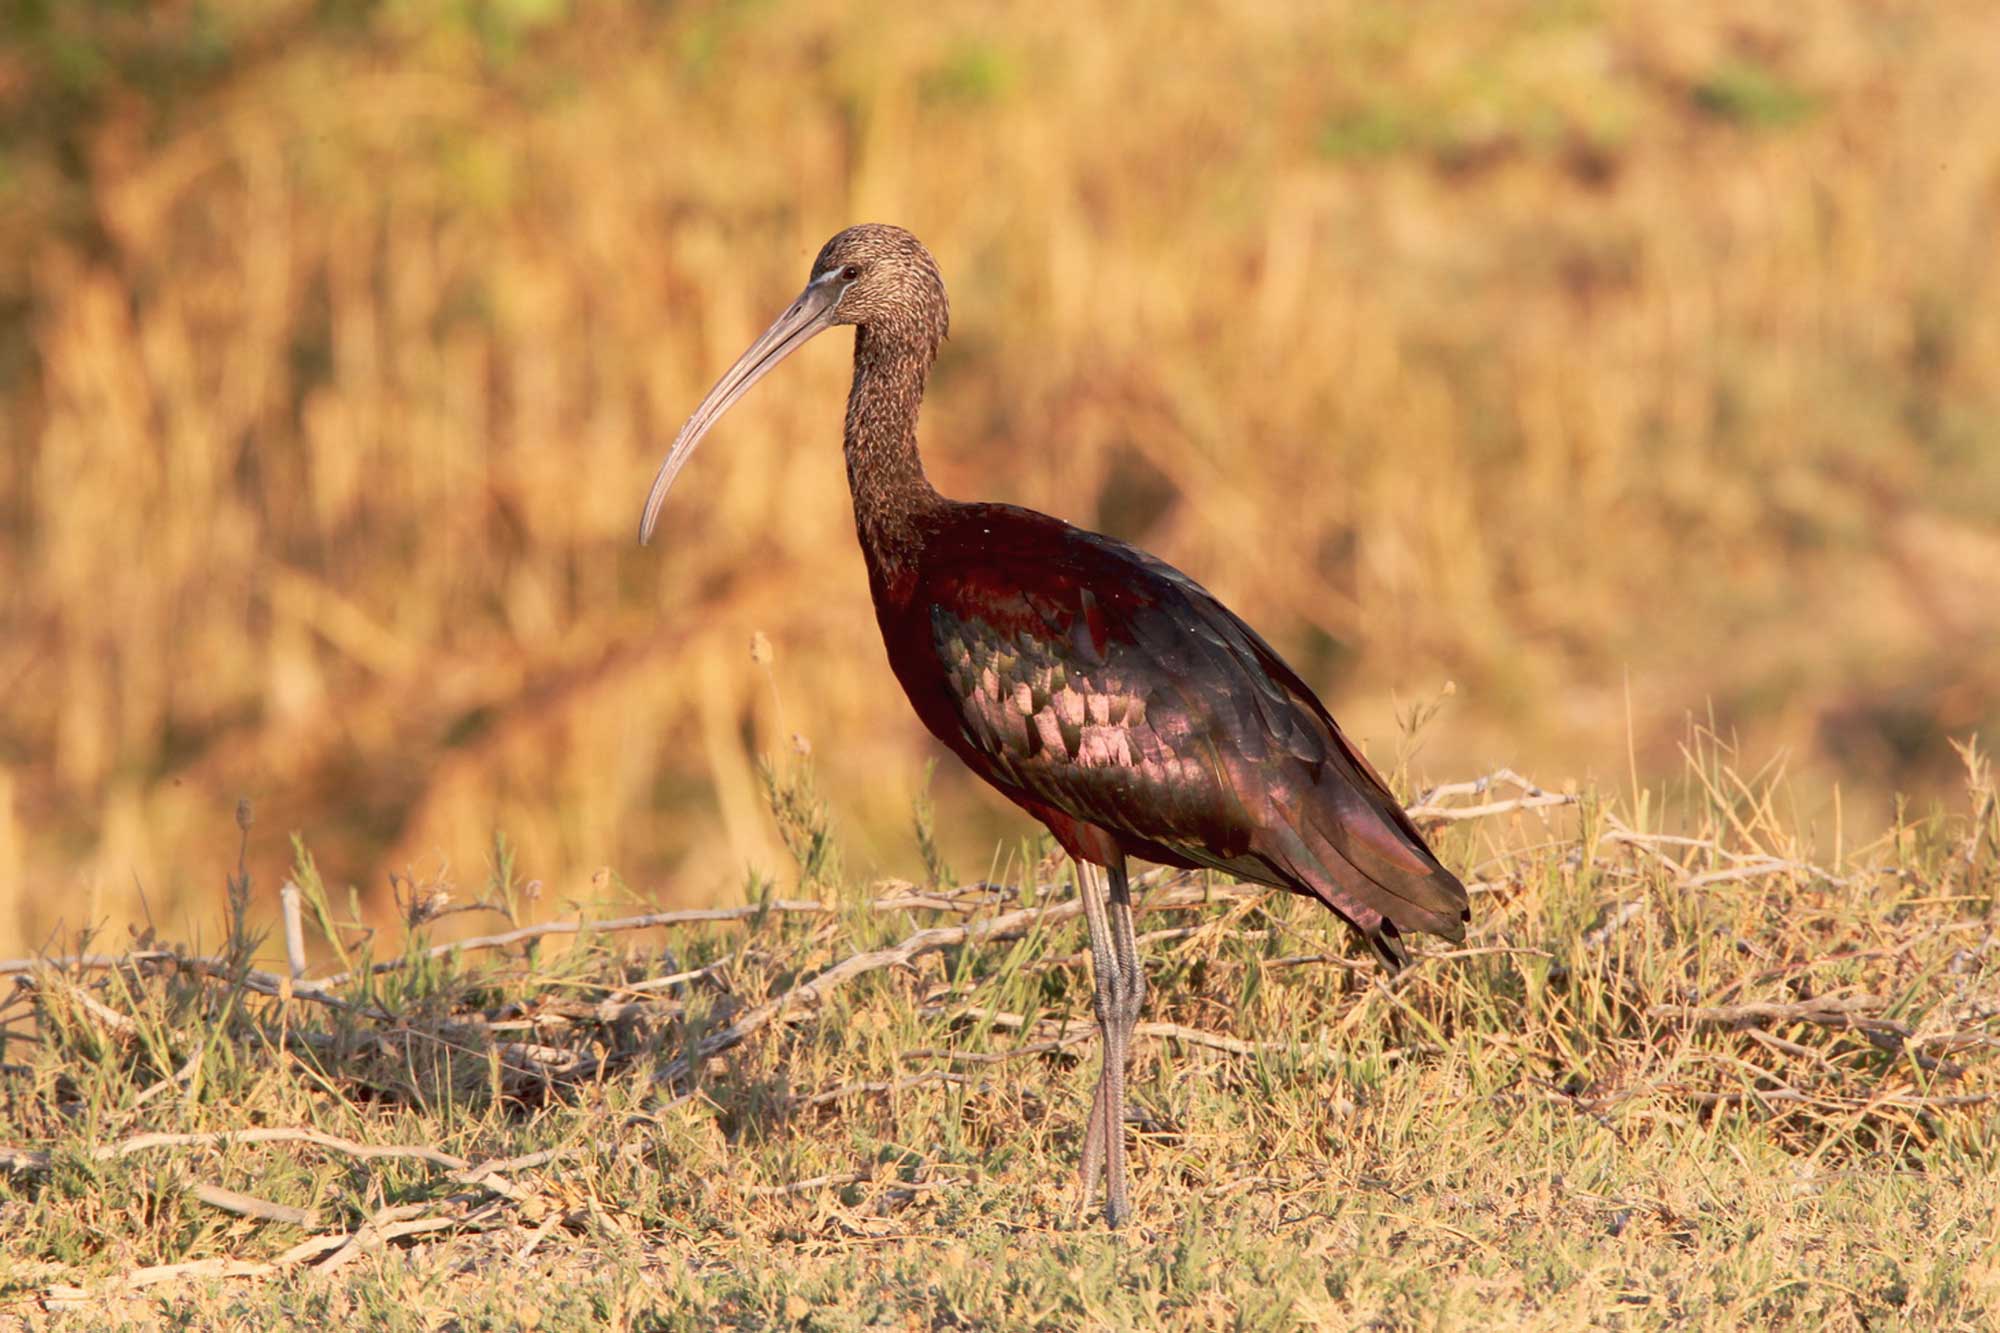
[512,1206,575,1266]
[937,1006,1280,1057]
[1677,860,1822,890]
[1651,994,1896,1031]
[29,976,142,1036]
[900,1041,1077,1066]
[0,951,220,978]
[744,1168,956,1199]
[313,1202,458,1274]
[613,960,732,996]
[1406,769,1577,822]
[279,882,308,980]
[1674,1087,1995,1112]
[457,1146,578,1185]
[800,1069,971,1107]
[1597,812,1854,889]
[306,900,835,988]
[1,1126,467,1175]
[745,1170,869,1197]
[189,1183,317,1228]
[43,1201,505,1299]
[132,1044,205,1108]
[45,1260,277,1302]
[1406,793,1578,822]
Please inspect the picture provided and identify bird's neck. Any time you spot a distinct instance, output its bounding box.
[844,324,946,594]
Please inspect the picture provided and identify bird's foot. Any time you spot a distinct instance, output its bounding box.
[1073,1175,1129,1230]
[1077,1090,1133,1229]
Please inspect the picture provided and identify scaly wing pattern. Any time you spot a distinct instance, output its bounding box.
[915,506,1467,964]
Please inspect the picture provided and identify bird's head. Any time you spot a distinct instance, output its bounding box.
[638,224,948,544]
[808,224,950,342]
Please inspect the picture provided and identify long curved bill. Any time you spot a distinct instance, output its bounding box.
[638,273,846,544]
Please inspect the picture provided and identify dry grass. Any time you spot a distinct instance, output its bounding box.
[2,746,1996,1328]
[3,1,2000,953]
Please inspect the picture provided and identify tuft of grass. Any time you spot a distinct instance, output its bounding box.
[920,39,1017,105]
[1692,60,1819,129]
[912,759,956,890]
[1316,104,1410,160]
[2,750,1996,1326]
[758,757,842,894]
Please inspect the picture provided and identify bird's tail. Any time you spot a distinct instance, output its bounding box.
[1365,922,1412,974]
[1264,779,1469,969]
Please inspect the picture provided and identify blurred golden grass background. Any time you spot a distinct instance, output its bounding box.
[2,0,1998,955]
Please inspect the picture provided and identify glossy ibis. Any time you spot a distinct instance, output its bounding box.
[640,224,1469,1227]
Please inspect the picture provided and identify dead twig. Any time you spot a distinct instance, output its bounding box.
[744,1167,957,1201]
[44,978,142,1036]
[43,1196,510,1301]
[313,1201,465,1274]
[800,1069,972,1108]
[1673,1086,1996,1112]
[938,1005,1279,1057]
[132,1044,205,1108]
[13,971,150,1041]
[308,900,836,989]
[1,1127,579,1196]
[512,1205,578,1266]
[1650,994,1899,1033]
[0,951,220,978]
[45,1260,278,1304]
[900,1041,1077,1066]
[1676,859,1832,890]
[1581,901,1647,951]
[188,1183,317,1228]
[1,1126,467,1176]
[612,960,732,997]
[746,1170,869,1197]
[1597,811,1854,890]
[1407,769,1577,822]
[456,1145,578,1186]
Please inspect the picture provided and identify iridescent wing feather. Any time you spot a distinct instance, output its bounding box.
[912,505,1468,964]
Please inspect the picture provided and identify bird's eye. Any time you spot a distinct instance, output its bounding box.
[840,264,861,282]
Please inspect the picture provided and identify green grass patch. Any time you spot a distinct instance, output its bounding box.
[1693,60,1818,129]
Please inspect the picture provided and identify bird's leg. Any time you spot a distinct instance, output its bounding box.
[1074,859,1120,1225]
[1106,859,1146,1046]
[1099,857,1144,1228]
[1074,857,1145,1228]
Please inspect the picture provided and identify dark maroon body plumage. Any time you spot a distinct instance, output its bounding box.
[640,224,1468,1227]
[870,501,1467,968]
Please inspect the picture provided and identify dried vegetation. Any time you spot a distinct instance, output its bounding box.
[1,743,1995,1326]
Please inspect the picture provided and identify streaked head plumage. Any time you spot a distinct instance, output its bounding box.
[810,224,949,344]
